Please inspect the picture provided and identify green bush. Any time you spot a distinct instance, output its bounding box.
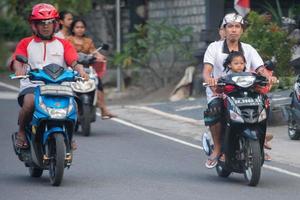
[113,20,194,88]
[242,11,296,76]
[0,17,31,41]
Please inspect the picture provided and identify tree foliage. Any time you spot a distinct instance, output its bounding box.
[0,0,93,41]
[242,11,296,76]
[113,20,194,88]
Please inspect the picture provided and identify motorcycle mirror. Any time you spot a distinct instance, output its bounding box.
[16,55,28,64]
[264,60,275,71]
[101,43,109,51]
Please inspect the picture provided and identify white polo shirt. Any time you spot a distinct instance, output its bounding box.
[203,40,264,102]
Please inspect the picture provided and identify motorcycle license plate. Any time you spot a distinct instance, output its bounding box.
[233,97,261,106]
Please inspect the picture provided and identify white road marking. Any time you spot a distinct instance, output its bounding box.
[96,113,202,150]
[126,105,203,125]
[272,97,290,101]
[0,81,19,92]
[99,112,300,179]
[175,105,204,111]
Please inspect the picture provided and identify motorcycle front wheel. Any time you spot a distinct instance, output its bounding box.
[216,164,231,178]
[288,116,300,140]
[243,139,262,186]
[48,133,65,186]
[29,167,43,177]
[81,104,91,136]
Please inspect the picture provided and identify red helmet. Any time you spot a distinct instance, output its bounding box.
[30,3,59,21]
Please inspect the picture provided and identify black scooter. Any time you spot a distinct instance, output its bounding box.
[203,72,270,186]
[286,75,300,140]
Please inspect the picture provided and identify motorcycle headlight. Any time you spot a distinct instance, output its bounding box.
[67,99,74,113]
[39,96,48,113]
[39,96,68,119]
[71,80,95,92]
[232,76,255,88]
[230,110,244,123]
[258,108,267,122]
[47,108,67,119]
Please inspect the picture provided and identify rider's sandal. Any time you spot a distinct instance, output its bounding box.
[15,134,29,149]
[219,154,226,162]
[264,153,272,161]
[205,155,219,169]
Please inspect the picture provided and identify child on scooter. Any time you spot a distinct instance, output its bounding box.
[223,51,273,161]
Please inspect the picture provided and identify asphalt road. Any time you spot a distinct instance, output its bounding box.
[1,86,300,200]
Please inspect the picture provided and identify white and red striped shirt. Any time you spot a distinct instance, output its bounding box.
[11,35,78,91]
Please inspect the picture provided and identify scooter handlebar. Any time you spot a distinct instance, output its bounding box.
[9,74,29,80]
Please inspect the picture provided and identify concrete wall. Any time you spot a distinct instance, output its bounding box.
[148,0,206,49]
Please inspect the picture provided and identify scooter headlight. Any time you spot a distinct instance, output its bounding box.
[258,108,267,122]
[71,80,95,92]
[47,108,67,119]
[39,96,48,113]
[232,76,255,88]
[230,110,244,123]
[39,96,68,119]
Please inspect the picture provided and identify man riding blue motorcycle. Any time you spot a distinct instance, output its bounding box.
[10,3,88,149]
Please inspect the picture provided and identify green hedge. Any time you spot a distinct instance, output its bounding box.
[0,17,31,41]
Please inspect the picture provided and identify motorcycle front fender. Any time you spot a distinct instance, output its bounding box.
[242,128,258,140]
[43,127,67,145]
[80,94,90,105]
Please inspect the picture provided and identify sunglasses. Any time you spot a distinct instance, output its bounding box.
[34,19,55,25]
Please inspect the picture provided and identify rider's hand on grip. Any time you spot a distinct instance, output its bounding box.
[79,71,89,81]
[203,77,218,87]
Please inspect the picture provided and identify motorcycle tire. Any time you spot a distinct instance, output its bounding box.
[29,167,43,177]
[244,139,261,186]
[288,117,300,140]
[81,104,91,137]
[48,133,65,186]
[216,164,231,178]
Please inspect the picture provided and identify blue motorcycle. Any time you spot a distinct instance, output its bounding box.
[11,55,79,186]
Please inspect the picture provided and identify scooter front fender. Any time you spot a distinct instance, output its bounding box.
[242,128,258,140]
[43,127,66,145]
[80,94,90,105]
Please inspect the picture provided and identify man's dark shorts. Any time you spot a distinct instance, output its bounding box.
[203,98,225,126]
[18,87,35,107]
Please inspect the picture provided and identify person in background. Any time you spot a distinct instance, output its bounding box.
[55,11,73,39]
[67,19,117,119]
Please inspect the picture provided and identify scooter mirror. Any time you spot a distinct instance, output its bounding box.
[16,55,28,64]
[264,60,275,71]
[101,43,109,51]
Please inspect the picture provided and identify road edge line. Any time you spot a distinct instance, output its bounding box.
[126,105,203,125]
[0,81,19,92]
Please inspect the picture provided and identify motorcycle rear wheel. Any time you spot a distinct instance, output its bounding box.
[244,139,261,186]
[48,133,65,186]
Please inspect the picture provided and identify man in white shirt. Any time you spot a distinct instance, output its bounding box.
[202,13,277,168]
